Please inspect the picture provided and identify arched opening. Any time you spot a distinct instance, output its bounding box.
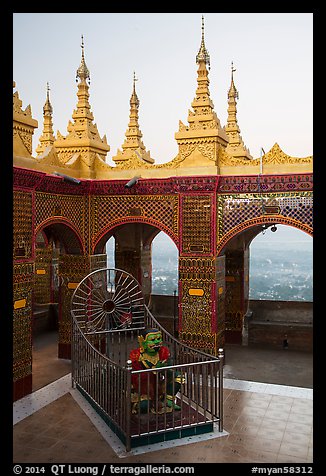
[94,223,179,336]
[106,236,115,268]
[32,221,83,391]
[249,224,313,302]
[150,231,179,336]
[246,224,313,351]
[220,221,312,387]
[219,220,313,347]
[152,232,179,296]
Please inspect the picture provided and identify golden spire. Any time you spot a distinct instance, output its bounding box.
[175,15,228,165]
[76,35,90,84]
[196,15,210,69]
[112,72,154,167]
[54,36,110,174]
[229,62,238,99]
[130,71,140,109]
[225,62,252,160]
[36,82,55,156]
[44,82,53,115]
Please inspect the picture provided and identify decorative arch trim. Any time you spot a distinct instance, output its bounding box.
[34,217,85,254]
[217,214,313,255]
[92,217,179,254]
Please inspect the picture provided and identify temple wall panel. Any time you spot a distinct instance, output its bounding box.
[13,190,33,260]
[178,256,224,355]
[13,264,35,400]
[34,247,52,303]
[57,254,90,358]
[35,192,88,252]
[90,194,179,253]
[218,192,312,239]
[180,194,214,255]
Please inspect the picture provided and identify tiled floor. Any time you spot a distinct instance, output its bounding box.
[13,332,313,464]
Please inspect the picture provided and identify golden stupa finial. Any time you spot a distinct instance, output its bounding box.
[196,15,210,69]
[231,61,236,80]
[112,69,154,165]
[43,82,53,115]
[225,61,252,160]
[229,61,239,99]
[131,71,139,107]
[76,34,90,84]
[36,82,55,156]
[133,71,138,89]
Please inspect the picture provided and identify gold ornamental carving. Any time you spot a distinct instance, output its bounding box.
[178,141,216,162]
[261,143,312,164]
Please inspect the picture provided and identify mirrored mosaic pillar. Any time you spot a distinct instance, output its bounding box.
[13,190,34,401]
[57,255,90,358]
[57,254,107,358]
[13,264,35,401]
[177,193,225,355]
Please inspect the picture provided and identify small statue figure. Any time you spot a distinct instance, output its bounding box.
[129,328,184,414]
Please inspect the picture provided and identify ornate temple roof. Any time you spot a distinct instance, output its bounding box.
[13,20,312,179]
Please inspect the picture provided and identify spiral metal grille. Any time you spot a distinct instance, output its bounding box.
[71,268,145,333]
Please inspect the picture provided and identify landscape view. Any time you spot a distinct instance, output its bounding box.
[107,225,313,301]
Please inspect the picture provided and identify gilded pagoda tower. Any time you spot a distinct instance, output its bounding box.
[175,16,228,173]
[113,72,154,167]
[224,63,252,160]
[54,36,110,178]
[36,83,55,156]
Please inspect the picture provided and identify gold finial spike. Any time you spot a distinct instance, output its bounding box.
[131,71,139,107]
[231,61,236,78]
[76,34,90,84]
[44,82,53,115]
[81,35,86,63]
[133,71,138,91]
[201,15,205,41]
[229,62,239,100]
[196,15,210,69]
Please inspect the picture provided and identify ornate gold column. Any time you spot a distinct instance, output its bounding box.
[57,254,90,358]
[13,190,35,400]
[177,191,225,355]
[13,264,35,400]
[57,253,107,358]
[178,256,225,355]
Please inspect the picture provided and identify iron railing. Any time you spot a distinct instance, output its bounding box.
[71,271,224,452]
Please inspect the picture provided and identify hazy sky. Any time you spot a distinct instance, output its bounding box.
[13,12,313,165]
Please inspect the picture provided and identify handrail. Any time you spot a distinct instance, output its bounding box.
[131,359,219,374]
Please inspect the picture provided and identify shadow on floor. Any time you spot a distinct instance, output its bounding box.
[32,331,313,391]
[224,343,313,389]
